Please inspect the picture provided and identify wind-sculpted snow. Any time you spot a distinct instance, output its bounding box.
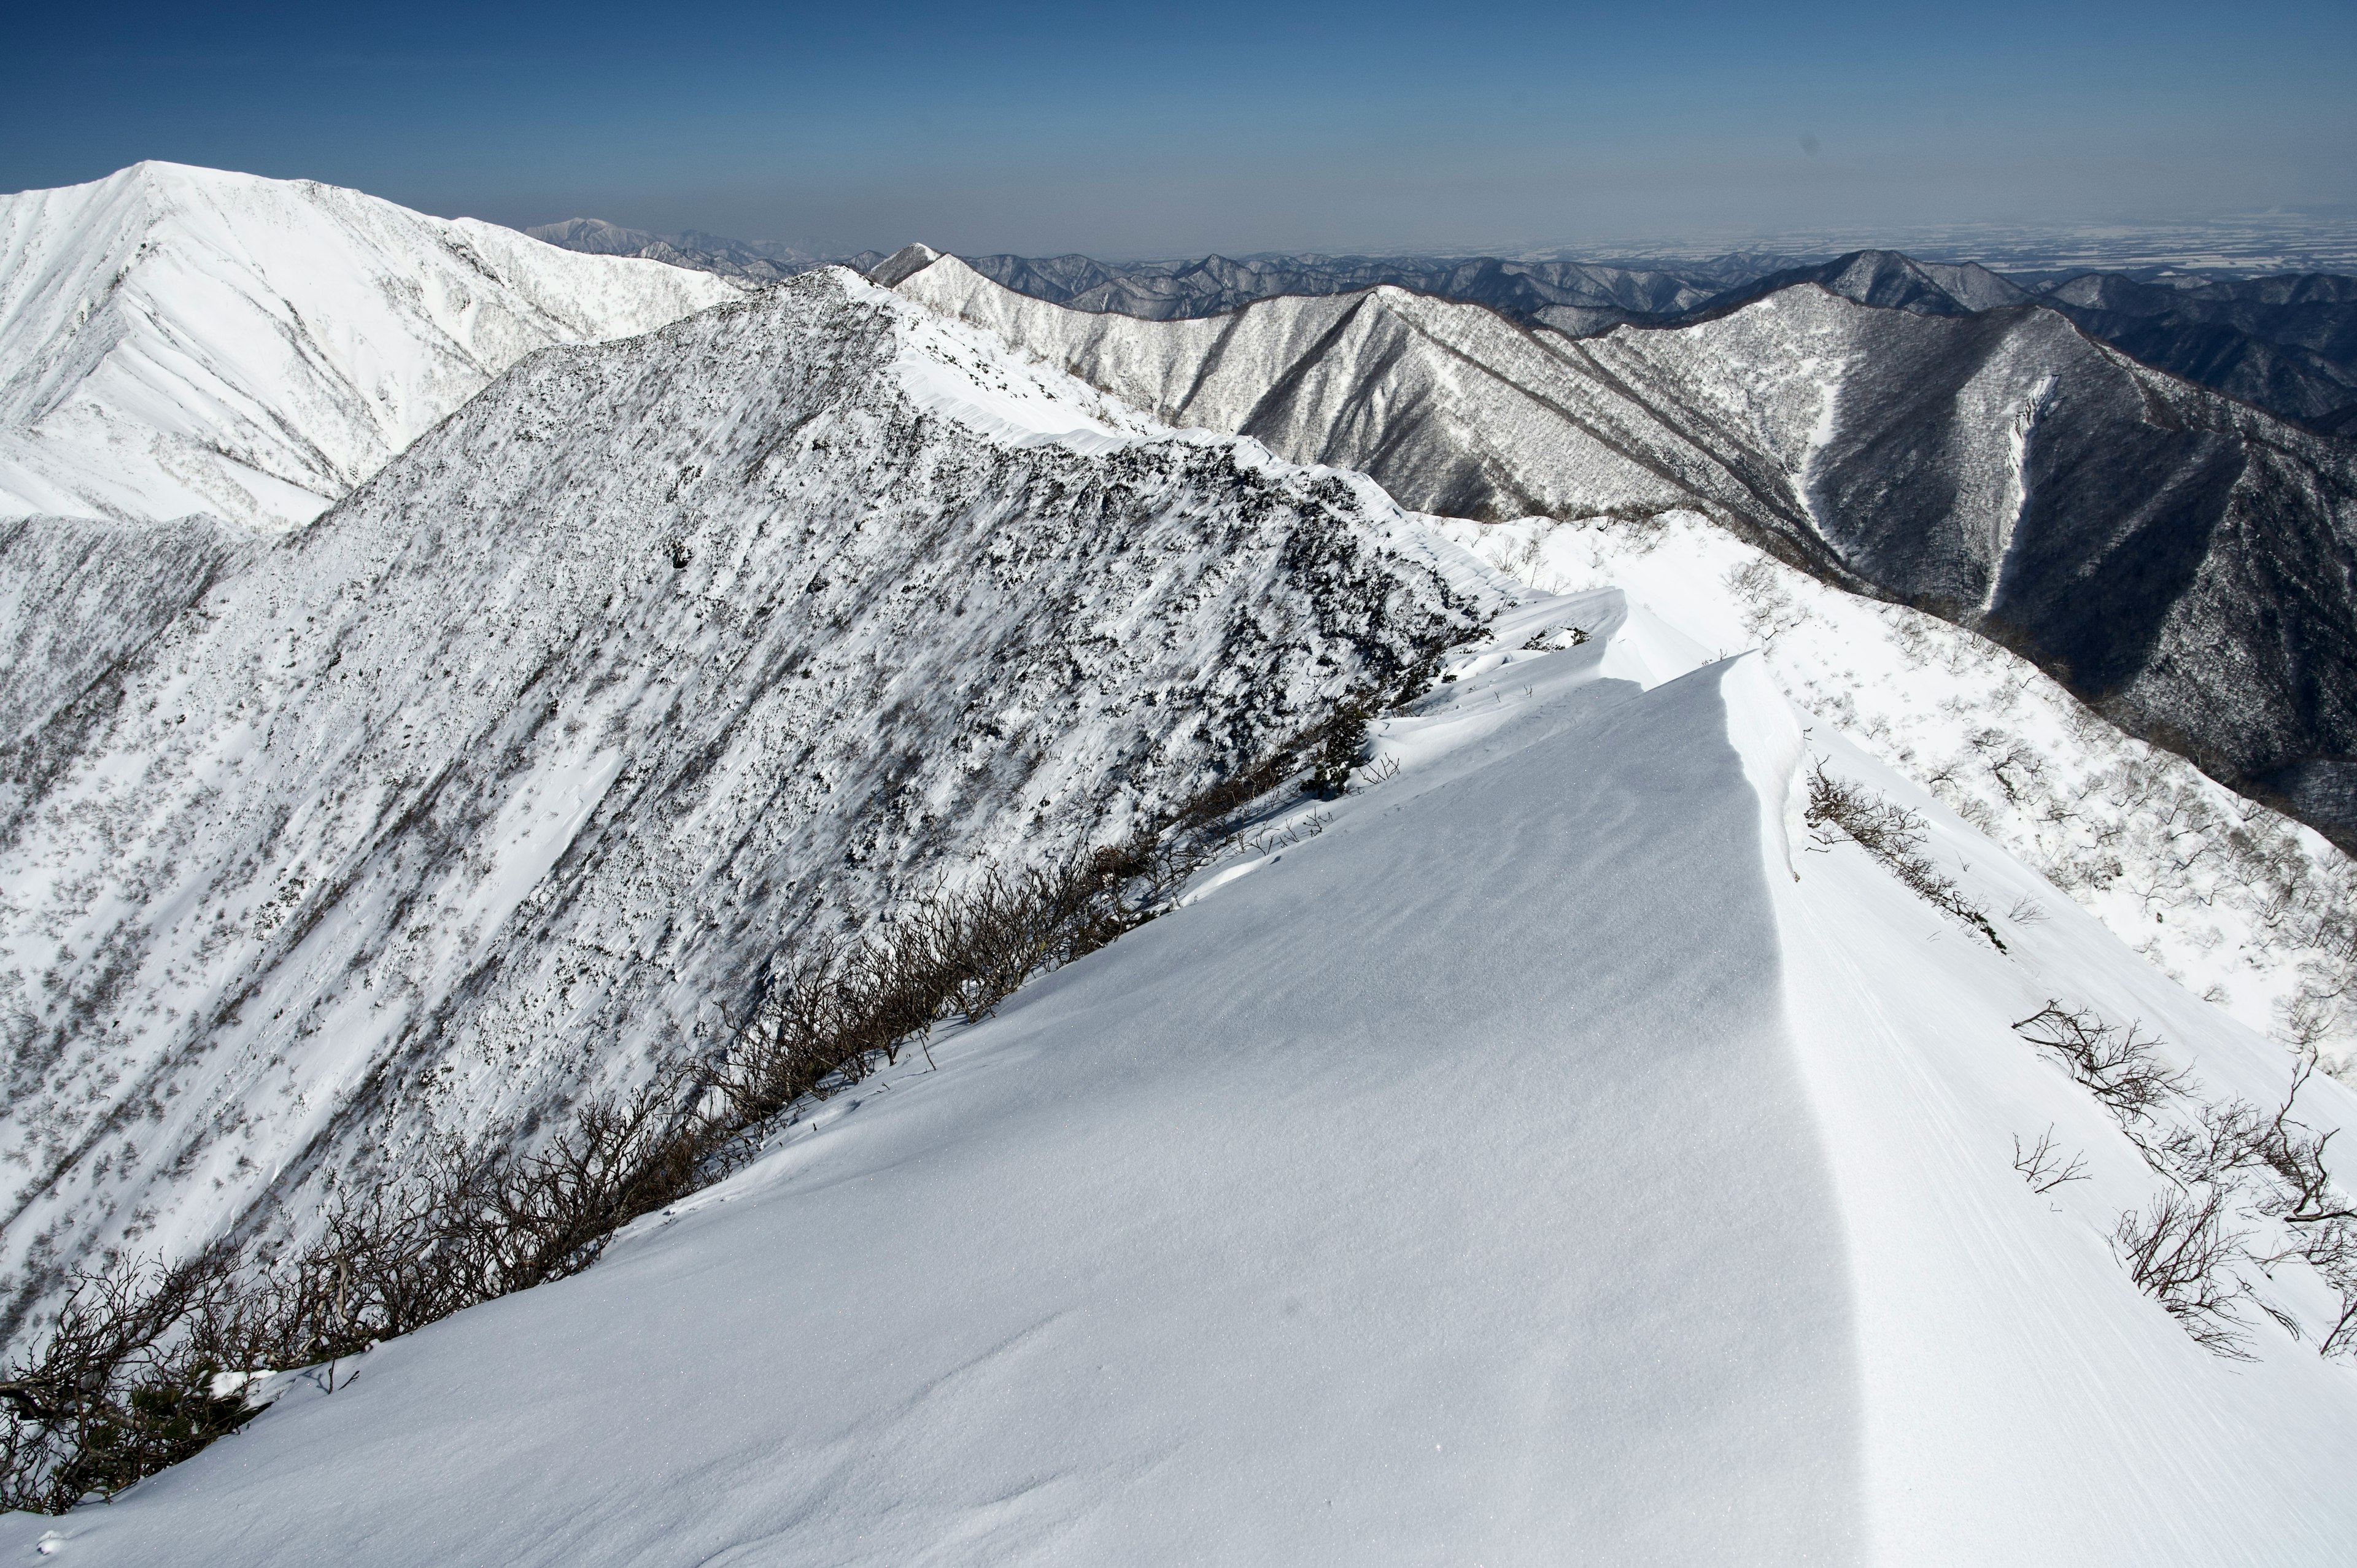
[0,267,1498,1326]
[0,163,740,532]
[896,257,2357,848]
[17,599,2356,1565]
[1452,511,2357,1064]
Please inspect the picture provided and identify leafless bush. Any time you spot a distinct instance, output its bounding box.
[2113,1186,2254,1357]
[0,684,1404,1509]
[1725,558,1806,643]
[2012,1127,2089,1192]
[0,1252,249,1512]
[2011,1003,2189,1124]
[0,1072,728,1512]
[1806,763,2006,950]
[2013,998,2357,1361]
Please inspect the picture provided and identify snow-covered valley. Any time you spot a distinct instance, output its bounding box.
[5,163,2357,1559]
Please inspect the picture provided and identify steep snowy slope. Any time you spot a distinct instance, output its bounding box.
[1442,509,2357,1061]
[0,164,739,531]
[14,600,2354,1566]
[894,255,2357,847]
[0,266,1498,1329]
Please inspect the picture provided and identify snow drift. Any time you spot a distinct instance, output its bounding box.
[0,163,739,532]
[13,593,2354,1566]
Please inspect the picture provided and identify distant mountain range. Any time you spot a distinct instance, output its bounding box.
[895,249,2357,847]
[521,218,875,283]
[530,221,2357,437]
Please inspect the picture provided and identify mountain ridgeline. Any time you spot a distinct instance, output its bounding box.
[896,252,2357,848]
[0,268,1496,1324]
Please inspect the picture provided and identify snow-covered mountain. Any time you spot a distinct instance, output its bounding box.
[521,218,831,282]
[0,164,740,532]
[954,249,1730,331]
[892,253,2357,848]
[0,265,1495,1323]
[15,593,2356,1566]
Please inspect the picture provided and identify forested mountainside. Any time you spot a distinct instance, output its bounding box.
[0,266,1495,1326]
[896,254,2357,848]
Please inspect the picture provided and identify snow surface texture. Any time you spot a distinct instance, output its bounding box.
[0,164,739,532]
[0,266,1500,1329]
[1439,511,2357,1066]
[893,255,2357,848]
[12,596,2354,1566]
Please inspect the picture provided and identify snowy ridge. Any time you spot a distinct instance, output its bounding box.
[894,254,2357,851]
[0,163,740,532]
[1441,511,2357,1064]
[893,257,2357,1056]
[15,592,2354,1565]
[0,267,1503,1318]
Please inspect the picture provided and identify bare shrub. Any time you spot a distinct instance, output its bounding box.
[1806,763,2006,950]
[2113,1186,2254,1357]
[0,1253,249,1512]
[2011,1003,2189,1125]
[0,1073,727,1512]
[2012,1127,2089,1192]
[2011,999,2357,1361]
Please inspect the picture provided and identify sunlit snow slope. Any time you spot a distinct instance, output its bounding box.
[1439,511,2357,1065]
[0,266,1498,1329]
[0,163,738,531]
[15,598,2354,1567]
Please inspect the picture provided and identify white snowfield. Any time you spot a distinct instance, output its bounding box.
[0,163,738,531]
[11,597,2355,1566]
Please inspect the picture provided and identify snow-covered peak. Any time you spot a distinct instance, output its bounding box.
[867,241,943,287]
[0,162,740,531]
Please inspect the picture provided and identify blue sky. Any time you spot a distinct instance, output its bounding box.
[9,1,2353,256]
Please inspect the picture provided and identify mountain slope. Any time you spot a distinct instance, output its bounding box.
[956,249,1730,331]
[0,164,740,531]
[926,243,2357,433]
[2038,272,2357,434]
[521,218,825,282]
[894,255,2357,844]
[14,601,2353,1566]
[0,265,1496,1324]
[1695,248,2037,318]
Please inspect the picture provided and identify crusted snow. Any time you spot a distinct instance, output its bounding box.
[1446,510,2357,1065]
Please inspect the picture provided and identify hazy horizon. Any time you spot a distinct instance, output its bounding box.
[10,0,2355,260]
